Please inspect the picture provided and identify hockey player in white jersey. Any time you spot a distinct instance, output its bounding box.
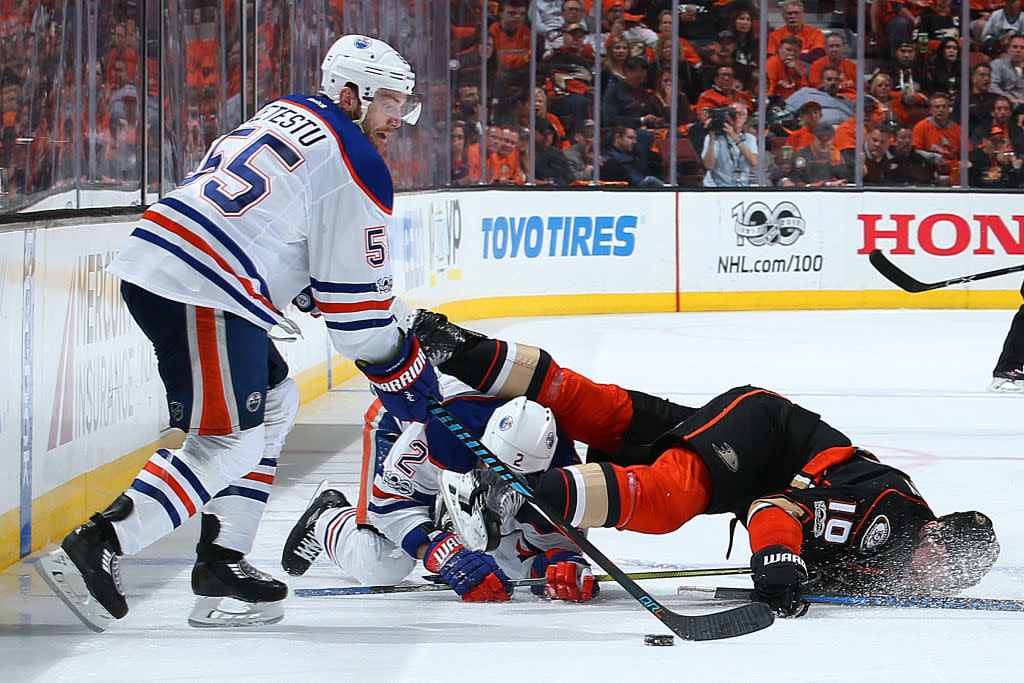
[280,380,599,604]
[36,35,438,631]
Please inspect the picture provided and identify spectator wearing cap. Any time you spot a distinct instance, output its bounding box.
[839,124,893,185]
[981,0,1024,49]
[834,96,879,150]
[969,121,1024,187]
[913,91,962,183]
[879,41,929,105]
[786,101,822,153]
[884,122,940,186]
[543,1,597,56]
[785,65,854,126]
[534,117,573,185]
[564,118,596,181]
[601,0,630,40]
[695,64,753,122]
[791,121,845,185]
[603,56,663,130]
[767,1,825,61]
[990,34,1024,109]
[540,21,594,132]
[809,33,857,100]
[766,35,808,99]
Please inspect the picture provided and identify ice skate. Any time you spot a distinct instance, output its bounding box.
[435,468,525,552]
[35,511,128,632]
[188,544,287,628]
[988,369,1024,392]
[281,482,350,576]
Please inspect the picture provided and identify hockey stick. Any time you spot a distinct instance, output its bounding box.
[676,585,1024,613]
[869,249,1024,293]
[295,567,754,597]
[426,397,774,641]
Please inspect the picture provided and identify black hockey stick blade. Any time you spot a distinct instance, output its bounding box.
[676,585,1024,612]
[427,397,774,641]
[869,249,1024,293]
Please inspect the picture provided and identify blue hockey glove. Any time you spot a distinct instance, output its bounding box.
[357,331,438,422]
[292,286,322,318]
[531,549,598,602]
[423,532,512,602]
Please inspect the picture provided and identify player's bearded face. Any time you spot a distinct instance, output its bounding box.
[362,89,405,154]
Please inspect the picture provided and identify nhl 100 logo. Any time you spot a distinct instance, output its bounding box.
[731,201,806,247]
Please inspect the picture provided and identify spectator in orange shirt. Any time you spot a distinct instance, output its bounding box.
[655,9,701,67]
[105,22,139,86]
[809,33,857,100]
[490,0,533,74]
[488,122,525,184]
[766,36,808,99]
[835,96,880,150]
[787,101,823,153]
[913,91,961,162]
[767,1,826,61]
[695,65,753,121]
[468,124,501,183]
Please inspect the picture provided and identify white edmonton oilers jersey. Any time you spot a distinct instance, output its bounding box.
[367,376,581,579]
[108,94,400,362]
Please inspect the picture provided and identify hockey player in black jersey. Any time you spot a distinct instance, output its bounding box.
[407,310,1000,617]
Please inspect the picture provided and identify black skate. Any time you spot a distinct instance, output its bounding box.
[282,482,349,576]
[189,545,287,627]
[35,497,131,632]
[408,309,485,365]
[188,514,288,627]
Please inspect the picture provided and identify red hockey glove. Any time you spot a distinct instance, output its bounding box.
[423,532,512,602]
[531,550,598,602]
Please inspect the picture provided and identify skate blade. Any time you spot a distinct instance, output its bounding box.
[187,596,285,628]
[35,549,116,633]
[987,379,1024,392]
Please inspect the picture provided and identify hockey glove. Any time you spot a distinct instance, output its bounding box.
[357,331,439,423]
[423,532,512,602]
[531,550,598,602]
[751,544,809,617]
[292,286,322,318]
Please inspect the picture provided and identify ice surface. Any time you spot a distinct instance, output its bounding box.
[2,310,1022,682]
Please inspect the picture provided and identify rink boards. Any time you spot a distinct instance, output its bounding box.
[2,188,1023,568]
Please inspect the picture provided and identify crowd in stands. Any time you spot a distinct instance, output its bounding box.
[8,0,1024,211]
[449,0,1024,189]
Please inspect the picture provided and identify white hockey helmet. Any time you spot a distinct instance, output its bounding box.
[320,34,421,125]
[482,397,558,474]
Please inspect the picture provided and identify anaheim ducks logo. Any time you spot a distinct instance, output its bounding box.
[860,514,891,551]
[712,442,739,472]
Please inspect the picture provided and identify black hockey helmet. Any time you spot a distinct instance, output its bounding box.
[930,511,1000,590]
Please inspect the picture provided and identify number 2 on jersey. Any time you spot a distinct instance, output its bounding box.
[182,127,303,216]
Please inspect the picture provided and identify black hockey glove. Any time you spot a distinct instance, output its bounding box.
[751,545,810,617]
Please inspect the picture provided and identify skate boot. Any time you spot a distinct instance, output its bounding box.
[434,468,525,552]
[408,309,485,365]
[188,514,287,627]
[988,369,1024,392]
[282,482,349,576]
[35,494,132,632]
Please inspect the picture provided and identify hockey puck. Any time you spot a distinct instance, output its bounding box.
[643,634,675,646]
